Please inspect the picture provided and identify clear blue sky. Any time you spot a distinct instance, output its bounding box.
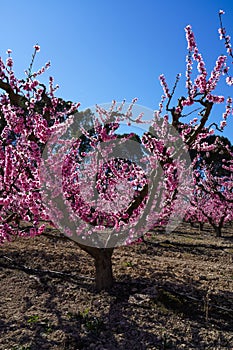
[1,0,233,142]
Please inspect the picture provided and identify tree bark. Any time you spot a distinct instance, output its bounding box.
[199,222,204,233]
[214,225,222,237]
[76,242,114,291]
[189,221,194,228]
[94,248,114,291]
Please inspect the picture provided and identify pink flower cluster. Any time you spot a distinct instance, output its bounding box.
[218,10,233,86]
[1,9,233,246]
[159,74,170,98]
[158,17,233,145]
[186,145,233,235]
[185,25,196,51]
[0,46,79,243]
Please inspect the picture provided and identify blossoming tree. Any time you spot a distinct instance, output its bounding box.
[0,11,232,290]
[185,136,233,236]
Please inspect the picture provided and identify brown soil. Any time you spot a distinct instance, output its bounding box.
[0,222,233,350]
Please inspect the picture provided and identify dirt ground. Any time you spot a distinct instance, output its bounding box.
[0,222,233,350]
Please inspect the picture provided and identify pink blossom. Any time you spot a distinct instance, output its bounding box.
[181,98,194,106]
[220,120,227,128]
[185,25,196,51]
[159,74,170,98]
[34,44,40,52]
[226,76,233,85]
[6,57,13,68]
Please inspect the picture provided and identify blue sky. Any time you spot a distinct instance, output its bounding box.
[1,0,233,142]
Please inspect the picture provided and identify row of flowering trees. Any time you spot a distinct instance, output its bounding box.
[184,135,233,236]
[159,10,233,237]
[0,11,232,289]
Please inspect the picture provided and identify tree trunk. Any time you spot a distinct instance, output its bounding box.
[199,222,204,233]
[94,248,114,291]
[189,221,194,228]
[214,225,222,237]
[76,242,114,291]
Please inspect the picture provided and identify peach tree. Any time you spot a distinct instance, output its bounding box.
[0,10,232,290]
